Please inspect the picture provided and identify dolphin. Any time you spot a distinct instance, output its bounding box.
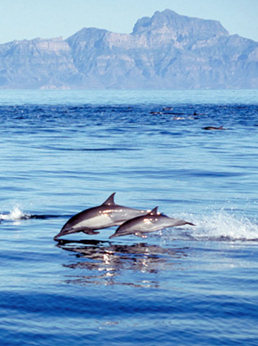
[109,206,195,239]
[203,126,225,130]
[54,193,148,240]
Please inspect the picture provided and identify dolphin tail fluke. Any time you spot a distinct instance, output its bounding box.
[173,220,195,227]
[187,222,195,226]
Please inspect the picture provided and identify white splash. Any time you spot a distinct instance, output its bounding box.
[0,206,27,221]
[173,211,258,241]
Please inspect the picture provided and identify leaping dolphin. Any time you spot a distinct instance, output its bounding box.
[54,193,147,240]
[109,206,195,239]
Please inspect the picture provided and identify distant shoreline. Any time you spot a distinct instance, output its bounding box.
[0,89,257,106]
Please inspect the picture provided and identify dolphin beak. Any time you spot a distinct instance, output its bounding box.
[54,233,62,241]
[53,227,77,241]
[54,231,64,241]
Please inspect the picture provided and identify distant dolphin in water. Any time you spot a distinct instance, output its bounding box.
[54,193,147,240]
[203,126,225,130]
[109,207,195,238]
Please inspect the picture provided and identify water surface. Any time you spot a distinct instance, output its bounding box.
[0,90,258,345]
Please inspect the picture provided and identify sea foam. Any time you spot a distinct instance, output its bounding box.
[0,206,28,221]
[167,211,258,242]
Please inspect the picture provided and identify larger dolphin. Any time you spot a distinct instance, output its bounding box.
[109,206,195,238]
[54,193,147,240]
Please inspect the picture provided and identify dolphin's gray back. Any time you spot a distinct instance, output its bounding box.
[108,205,147,223]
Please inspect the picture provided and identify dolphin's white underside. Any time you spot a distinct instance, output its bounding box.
[72,213,115,230]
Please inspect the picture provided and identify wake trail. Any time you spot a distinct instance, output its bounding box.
[0,207,68,222]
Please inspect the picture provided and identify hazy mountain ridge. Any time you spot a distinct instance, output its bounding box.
[0,9,257,89]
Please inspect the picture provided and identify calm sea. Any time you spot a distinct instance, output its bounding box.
[0,90,258,345]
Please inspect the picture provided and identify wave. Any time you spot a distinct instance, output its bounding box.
[39,146,138,152]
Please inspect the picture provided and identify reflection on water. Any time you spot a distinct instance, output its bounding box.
[56,239,188,287]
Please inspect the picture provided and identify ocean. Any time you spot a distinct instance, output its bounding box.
[0,90,257,345]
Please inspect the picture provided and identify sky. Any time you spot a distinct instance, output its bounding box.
[0,0,257,44]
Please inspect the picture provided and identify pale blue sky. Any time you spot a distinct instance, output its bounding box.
[0,0,257,43]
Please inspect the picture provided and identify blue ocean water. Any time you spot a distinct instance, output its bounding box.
[0,90,258,345]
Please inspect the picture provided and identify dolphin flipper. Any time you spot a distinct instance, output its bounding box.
[54,226,99,240]
[82,229,100,235]
[69,226,100,235]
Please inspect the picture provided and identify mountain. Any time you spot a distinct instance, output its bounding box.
[0,9,257,89]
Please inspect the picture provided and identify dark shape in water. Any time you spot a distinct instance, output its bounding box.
[150,111,163,115]
[22,214,65,220]
[109,206,195,239]
[203,126,225,130]
[54,193,147,240]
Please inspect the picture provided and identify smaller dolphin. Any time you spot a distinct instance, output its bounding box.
[109,207,195,239]
[54,193,147,240]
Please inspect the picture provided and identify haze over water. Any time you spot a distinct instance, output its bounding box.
[0,90,258,345]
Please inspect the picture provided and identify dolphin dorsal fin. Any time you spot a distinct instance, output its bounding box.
[102,192,116,206]
[149,206,159,215]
